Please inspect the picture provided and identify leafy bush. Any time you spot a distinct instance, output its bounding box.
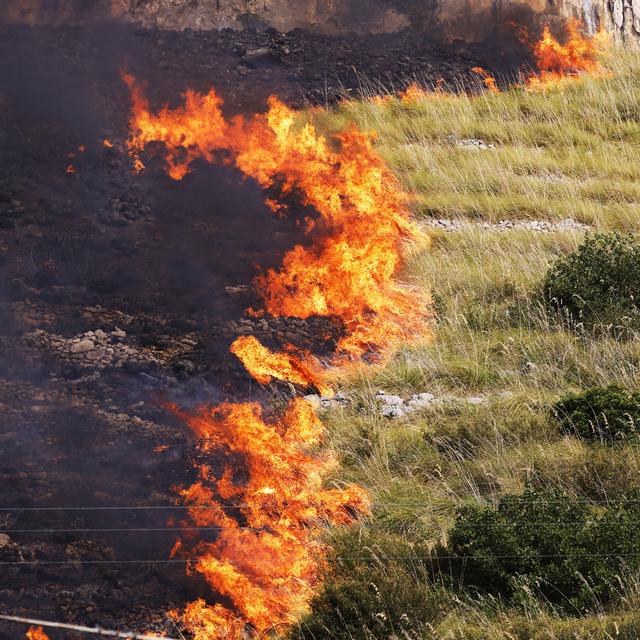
[552,385,640,443]
[542,232,640,328]
[440,487,640,612]
[294,530,446,639]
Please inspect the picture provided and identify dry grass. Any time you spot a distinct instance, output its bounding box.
[303,53,640,638]
[316,51,640,230]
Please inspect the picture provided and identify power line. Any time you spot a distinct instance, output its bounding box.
[4,521,640,533]
[4,553,640,566]
[3,498,640,512]
[0,614,179,640]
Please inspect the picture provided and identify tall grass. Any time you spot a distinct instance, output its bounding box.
[317,52,640,230]
[301,53,640,638]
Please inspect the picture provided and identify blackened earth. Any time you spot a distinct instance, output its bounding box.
[0,20,519,639]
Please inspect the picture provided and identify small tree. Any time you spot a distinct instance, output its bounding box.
[552,385,640,443]
[543,232,640,328]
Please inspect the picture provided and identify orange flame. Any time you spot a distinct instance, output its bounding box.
[65,164,76,174]
[230,335,332,395]
[527,19,610,89]
[471,66,499,93]
[125,76,431,362]
[171,399,370,639]
[26,627,49,640]
[103,138,114,148]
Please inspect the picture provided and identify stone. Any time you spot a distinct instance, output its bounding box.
[497,390,514,399]
[94,329,108,341]
[303,394,321,408]
[466,396,485,405]
[112,327,126,339]
[375,392,405,406]
[70,339,95,353]
[381,404,406,418]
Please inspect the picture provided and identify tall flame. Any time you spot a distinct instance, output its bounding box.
[124,70,433,638]
[527,19,610,89]
[26,628,49,640]
[125,75,432,362]
[170,399,370,639]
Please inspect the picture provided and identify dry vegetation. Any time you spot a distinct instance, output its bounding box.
[295,53,640,638]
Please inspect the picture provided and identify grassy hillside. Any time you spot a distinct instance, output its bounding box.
[295,53,640,638]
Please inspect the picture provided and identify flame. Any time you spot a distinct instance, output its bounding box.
[527,19,610,89]
[230,335,332,395]
[171,399,370,639]
[26,628,49,640]
[471,67,499,93]
[65,164,76,174]
[126,76,431,362]
[124,74,428,639]
[400,83,427,103]
[103,138,114,148]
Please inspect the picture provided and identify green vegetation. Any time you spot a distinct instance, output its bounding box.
[298,53,640,639]
[543,233,640,328]
[553,385,640,442]
[444,486,640,612]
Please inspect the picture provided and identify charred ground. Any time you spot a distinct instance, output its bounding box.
[0,19,519,638]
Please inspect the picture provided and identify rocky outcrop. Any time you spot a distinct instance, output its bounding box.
[2,0,639,45]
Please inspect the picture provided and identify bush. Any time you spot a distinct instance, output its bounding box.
[542,232,640,328]
[293,530,446,639]
[440,486,640,612]
[552,385,640,443]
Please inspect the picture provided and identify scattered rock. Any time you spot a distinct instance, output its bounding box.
[381,404,406,419]
[70,338,95,353]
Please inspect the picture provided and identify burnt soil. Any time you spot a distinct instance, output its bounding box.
[0,20,518,639]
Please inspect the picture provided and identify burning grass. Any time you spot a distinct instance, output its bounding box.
[323,51,640,231]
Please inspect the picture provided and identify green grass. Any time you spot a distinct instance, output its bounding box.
[299,53,640,638]
[317,52,640,230]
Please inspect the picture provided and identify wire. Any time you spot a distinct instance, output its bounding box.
[4,521,640,533]
[3,497,640,511]
[4,553,640,565]
[1,527,258,533]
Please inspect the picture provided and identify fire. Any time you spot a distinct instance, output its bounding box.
[103,138,114,148]
[527,19,610,89]
[26,627,49,640]
[471,66,499,93]
[171,399,370,639]
[65,164,76,174]
[400,83,427,103]
[125,76,432,362]
[230,335,332,395]
[124,74,426,639]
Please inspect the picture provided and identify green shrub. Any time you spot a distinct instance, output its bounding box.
[552,385,640,443]
[293,529,446,639]
[542,232,640,328]
[440,487,640,612]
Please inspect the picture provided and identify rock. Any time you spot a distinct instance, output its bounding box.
[375,392,404,406]
[70,338,95,353]
[466,396,485,405]
[94,329,108,341]
[303,394,321,408]
[0,533,10,549]
[406,392,436,412]
[112,327,126,339]
[381,404,406,418]
[497,390,514,399]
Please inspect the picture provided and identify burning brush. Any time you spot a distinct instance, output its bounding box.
[124,67,432,639]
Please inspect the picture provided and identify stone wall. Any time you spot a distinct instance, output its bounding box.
[2,0,638,45]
